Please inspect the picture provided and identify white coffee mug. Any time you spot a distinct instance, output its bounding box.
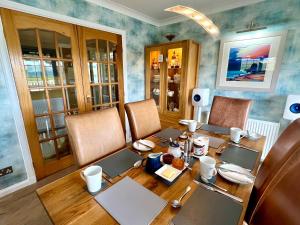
[188,120,198,132]
[200,156,217,179]
[80,165,102,193]
[230,127,243,143]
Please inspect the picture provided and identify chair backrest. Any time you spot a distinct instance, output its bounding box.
[65,107,126,167]
[125,99,161,141]
[208,96,252,129]
[246,118,300,225]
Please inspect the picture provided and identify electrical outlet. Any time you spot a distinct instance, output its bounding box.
[0,166,13,177]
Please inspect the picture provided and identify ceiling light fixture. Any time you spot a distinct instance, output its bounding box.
[165,5,220,38]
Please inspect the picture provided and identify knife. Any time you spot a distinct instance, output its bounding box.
[193,180,243,203]
[229,142,259,153]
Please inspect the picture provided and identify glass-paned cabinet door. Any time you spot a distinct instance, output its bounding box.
[18,28,78,161]
[166,48,182,112]
[149,50,161,107]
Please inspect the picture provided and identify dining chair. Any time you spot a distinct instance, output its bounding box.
[245,118,300,225]
[208,96,252,129]
[65,107,126,167]
[125,99,161,141]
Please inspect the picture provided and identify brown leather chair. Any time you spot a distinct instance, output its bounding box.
[65,107,126,167]
[208,96,252,129]
[245,118,300,225]
[125,99,161,141]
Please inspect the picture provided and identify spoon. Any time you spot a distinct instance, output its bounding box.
[171,186,191,208]
[201,177,227,192]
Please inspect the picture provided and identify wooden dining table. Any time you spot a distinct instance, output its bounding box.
[37,125,265,225]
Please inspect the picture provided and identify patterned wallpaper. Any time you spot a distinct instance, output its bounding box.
[158,0,300,128]
[2,0,299,189]
[0,73,27,189]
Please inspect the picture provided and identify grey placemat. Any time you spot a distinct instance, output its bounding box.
[154,128,182,141]
[172,186,242,225]
[220,145,259,171]
[95,176,167,225]
[96,149,142,179]
[200,124,230,135]
[193,133,226,149]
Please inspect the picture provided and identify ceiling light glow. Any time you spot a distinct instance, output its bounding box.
[165,5,220,38]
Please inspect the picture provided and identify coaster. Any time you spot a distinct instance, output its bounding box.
[195,174,217,185]
[85,179,109,196]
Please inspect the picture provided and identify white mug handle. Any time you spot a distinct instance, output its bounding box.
[212,168,217,176]
[80,171,86,182]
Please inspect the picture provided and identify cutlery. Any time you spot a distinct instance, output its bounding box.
[171,186,191,208]
[137,140,153,149]
[193,180,243,203]
[216,165,255,179]
[229,142,259,153]
[201,177,228,192]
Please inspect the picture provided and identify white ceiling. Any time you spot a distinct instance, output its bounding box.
[87,0,264,26]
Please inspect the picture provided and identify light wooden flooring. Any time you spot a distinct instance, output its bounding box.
[0,165,77,225]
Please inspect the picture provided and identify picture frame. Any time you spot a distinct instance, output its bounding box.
[216,31,287,92]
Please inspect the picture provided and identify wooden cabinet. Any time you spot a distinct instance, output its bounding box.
[145,40,200,127]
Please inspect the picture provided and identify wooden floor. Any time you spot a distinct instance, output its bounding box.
[0,165,77,225]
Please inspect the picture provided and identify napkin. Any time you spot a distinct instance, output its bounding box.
[220,170,254,184]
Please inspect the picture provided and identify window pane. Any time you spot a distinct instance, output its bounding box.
[110,63,118,82]
[56,137,70,157]
[18,29,39,57]
[60,61,75,85]
[24,60,44,87]
[102,85,110,104]
[91,86,100,105]
[57,34,72,59]
[65,88,78,110]
[53,113,65,129]
[109,42,117,62]
[111,84,118,102]
[86,40,96,61]
[44,60,60,86]
[30,90,48,114]
[49,89,64,112]
[39,30,57,58]
[40,140,56,160]
[88,62,99,83]
[98,40,107,61]
[36,116,52,140]
[100,63,109,83]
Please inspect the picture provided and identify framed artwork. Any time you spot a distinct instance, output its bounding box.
[216,31,287,92]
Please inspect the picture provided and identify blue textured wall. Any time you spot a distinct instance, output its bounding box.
[158,0,300,128]
[0,72,27,189]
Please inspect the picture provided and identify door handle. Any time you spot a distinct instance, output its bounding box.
[86,95,95,103]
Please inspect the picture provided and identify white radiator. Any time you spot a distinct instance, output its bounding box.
[246,118,280,160]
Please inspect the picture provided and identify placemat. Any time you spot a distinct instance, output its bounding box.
[154,128,182,141]
[193,133,226,149]
[220,145,259,171]
[96,148,142,179]
[172,185,242,225]
[200,124,230,135]
[95,176,167,225]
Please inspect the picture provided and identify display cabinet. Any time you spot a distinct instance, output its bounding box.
[145,40,200,127]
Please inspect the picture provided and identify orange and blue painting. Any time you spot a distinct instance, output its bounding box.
[226,44,271,82]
